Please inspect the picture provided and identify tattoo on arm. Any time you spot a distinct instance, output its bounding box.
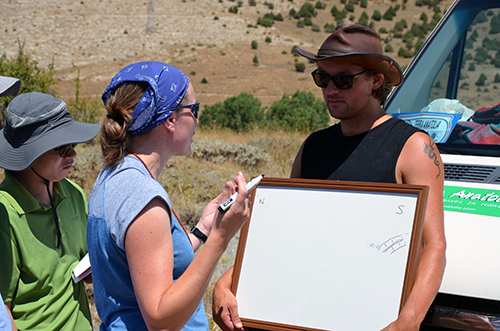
[423,138,441,179]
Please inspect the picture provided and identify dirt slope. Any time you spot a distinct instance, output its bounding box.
[0,0,454,107]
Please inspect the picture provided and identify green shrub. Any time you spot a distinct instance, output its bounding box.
[251,40,258,49]
[474,47,491,64]
[345,2,355,12]
[324,23,337,33]
[372,10,382,21]
[0,40,57,128]
[383,6,396,20]
[475,73,487,86]
[398,47,413,58]
[490,15,500,34]
[414,38,425,53]
[199,93,264,131]
[265,2,274,10]
[295,62,306,72]
[420,12,428,23]
[331,5,341,17]
[357,11,369,26]
[297,2,317,18]
[460,82,469,89]
[257,14,274,27]
[315,1,326,9]
[265,91,329,132]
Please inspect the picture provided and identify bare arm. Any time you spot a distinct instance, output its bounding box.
[290,140,306,178]
[384,133,446,330]
[188,193,223,252]
[126,172,250,331]
[5,302,17,331]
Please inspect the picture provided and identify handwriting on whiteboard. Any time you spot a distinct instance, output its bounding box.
[369,235,407,254]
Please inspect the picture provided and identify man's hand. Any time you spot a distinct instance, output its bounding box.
[212,267,244,331]
[381,312,419,331]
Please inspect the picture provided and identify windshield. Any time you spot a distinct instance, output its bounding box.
[385,0,500,157]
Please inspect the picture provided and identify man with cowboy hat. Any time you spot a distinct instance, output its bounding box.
[212,24,445,331]
[0,91,100,330]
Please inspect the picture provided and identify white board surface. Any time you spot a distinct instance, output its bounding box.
[233,179,427,331]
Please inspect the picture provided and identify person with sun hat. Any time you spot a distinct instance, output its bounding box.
[0,90,100,330]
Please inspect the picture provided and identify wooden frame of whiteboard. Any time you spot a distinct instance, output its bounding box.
[230,177,429,331]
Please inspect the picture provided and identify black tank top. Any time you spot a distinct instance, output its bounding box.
[301,117,422,183]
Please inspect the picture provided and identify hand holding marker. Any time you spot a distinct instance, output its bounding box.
[218,175,264,212]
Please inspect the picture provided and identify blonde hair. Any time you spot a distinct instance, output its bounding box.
[100,82,148,168]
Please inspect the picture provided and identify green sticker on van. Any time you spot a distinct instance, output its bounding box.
[443,185,500,217]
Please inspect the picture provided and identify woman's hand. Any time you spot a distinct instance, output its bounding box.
[208,172,250,247]
[190,194,222,250]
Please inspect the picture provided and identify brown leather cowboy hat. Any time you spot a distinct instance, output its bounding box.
[296,24,403,86]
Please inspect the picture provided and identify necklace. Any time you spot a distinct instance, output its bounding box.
[129,151,191,244]
[130,152,155,179]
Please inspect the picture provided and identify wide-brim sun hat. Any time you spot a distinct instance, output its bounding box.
[295,24,403,86]
[0,92,100,171]
[0,76,21,97]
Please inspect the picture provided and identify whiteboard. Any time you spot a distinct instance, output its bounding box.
[231,178,428,331]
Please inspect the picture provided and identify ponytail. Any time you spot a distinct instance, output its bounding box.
[100,82,148,168]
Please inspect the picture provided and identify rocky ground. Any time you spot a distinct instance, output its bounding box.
[1,0,454,107]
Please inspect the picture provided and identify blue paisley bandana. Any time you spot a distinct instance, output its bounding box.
[102,61,190,136]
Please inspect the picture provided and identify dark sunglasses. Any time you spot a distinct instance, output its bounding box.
[54,144,77,157]
[311,69,367,90]
[156,102,200,120]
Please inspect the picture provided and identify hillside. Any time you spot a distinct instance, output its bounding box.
[1,0,454,107]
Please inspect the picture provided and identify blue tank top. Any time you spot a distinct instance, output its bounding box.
[87,156,208,330]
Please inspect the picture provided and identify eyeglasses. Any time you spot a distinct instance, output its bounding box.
[311,69,367,90]
[54,144,77,157]
[156,102,200,120]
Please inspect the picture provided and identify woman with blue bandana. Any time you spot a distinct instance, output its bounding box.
[87,61,251,331]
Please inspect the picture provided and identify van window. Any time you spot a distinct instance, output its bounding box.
[386,0,500,156]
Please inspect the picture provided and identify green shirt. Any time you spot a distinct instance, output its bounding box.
[0,171,91,331]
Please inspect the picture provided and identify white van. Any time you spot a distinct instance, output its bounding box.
[385,0,500,329]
